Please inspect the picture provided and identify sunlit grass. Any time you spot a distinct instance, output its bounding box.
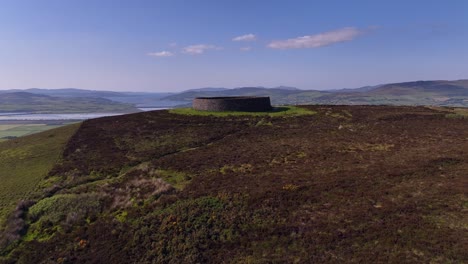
[445,108,468,119]
[169,106,316,117]
[0,123,80,226]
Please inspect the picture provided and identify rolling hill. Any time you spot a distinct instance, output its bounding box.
[163,87,327,105]
[3,79,467,110]
[0,105,466,263]
[164,80,468,107]
[0,88,125,98]
[0,89,182,109]
[0,92,139,113]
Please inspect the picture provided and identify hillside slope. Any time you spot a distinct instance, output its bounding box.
[0,106,467,263]
[0,124,80,227]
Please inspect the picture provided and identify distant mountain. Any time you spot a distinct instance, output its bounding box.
[163,86,317,105]
[2,80,467,109]
[164,80,468,107]
[0,88,125,98]
[328,85,383,93]
[183,87,230,93]
[0,92,139,113]
[369,80,468,96]
[273,85,301,91]
[0,88,184,108]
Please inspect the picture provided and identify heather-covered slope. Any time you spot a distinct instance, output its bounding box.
[1,106,467,263]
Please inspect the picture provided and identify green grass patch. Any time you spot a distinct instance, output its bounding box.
[169,106,316,117]
[219,164,253,175]
[445,108,468,119]
[255,119,273,126]
[154,169,192,190]
[341,143,395,152]
[0,123,80,226]
[0,125,24,131]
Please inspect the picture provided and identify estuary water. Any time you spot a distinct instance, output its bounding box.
[0,108,168,121]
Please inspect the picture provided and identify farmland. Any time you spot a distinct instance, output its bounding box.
[0,123,72,141]
[0,106,467,263]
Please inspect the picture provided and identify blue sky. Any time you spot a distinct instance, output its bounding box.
[0,0,467,92]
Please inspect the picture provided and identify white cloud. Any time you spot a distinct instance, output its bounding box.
[182,44,221,55]
[240,47,252,51]
[267,27,363,49]
[232,33,256,42]
[147,51,174,57]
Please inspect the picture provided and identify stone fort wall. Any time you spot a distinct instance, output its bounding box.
[192,97,272,112]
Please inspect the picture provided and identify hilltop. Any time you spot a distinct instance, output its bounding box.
[0,105,466,263]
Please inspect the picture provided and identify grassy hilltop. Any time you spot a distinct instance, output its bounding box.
[0,106,467,263]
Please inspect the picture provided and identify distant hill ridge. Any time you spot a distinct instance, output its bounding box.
[0,88,124,98]
[1,79,467,107]
[0,89,180,109]
[164,79,468,107]
[0,92,139,113]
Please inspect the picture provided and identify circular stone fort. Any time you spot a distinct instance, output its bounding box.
[192,96,272,112]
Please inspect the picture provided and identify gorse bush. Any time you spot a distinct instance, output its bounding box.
[26,193,106,241]
[128,195,248,263]
[28,193,104,223]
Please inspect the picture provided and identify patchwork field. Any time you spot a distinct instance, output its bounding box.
[0,124,59,139]
[0,121,75,141]
[0,106,467,263]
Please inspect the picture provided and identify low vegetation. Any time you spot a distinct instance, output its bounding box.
[0,106,467,263]
[446,108,468,119]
